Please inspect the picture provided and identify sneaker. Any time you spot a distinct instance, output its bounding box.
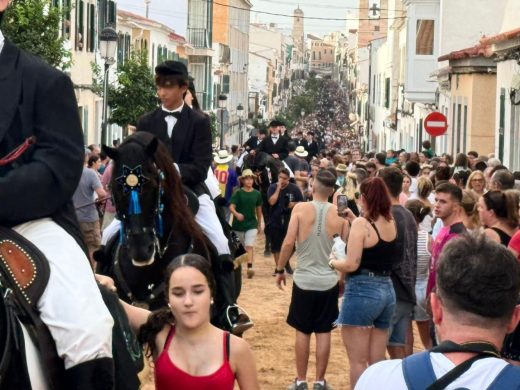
[247,267,255,278]
[264,249,272,256]
[313,381,332,390]
[288,380,308,390]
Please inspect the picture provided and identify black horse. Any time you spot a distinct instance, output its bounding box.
[96,132,245,332]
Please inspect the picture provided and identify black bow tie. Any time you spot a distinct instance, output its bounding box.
[272,136,278,140]
[163,110,181,120]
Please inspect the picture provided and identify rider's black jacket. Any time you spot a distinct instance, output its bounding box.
[137,105,212,193]
[0,40,84,243]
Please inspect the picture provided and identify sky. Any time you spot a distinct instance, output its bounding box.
[117,0,360,38]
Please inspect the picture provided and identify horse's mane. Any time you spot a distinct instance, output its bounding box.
[151,141,208,255]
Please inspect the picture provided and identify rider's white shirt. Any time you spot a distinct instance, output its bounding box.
[355,352,508,390]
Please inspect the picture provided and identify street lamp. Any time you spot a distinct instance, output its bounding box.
[99,26,118,146]
[218,94,228,149]
[236,103,244,145]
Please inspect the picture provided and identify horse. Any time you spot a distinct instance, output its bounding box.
[96,132,244,332]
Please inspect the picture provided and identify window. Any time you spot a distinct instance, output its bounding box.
[75,0,84,51]
[384,77,390,109]
[222,75,230,93]
[88,3,95,52]
[416,19,434,55]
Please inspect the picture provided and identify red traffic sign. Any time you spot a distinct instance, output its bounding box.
[424,112,448,136]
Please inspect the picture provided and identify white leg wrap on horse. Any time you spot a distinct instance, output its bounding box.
[13,218,114,369]
[195,194,231,255]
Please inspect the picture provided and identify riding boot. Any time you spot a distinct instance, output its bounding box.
[218,254,235,272]
[65,357,114,390]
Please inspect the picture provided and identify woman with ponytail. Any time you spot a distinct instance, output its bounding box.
[478,190,519,246]
[123,254,259,390]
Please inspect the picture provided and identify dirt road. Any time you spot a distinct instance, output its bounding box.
[141,233,425,389]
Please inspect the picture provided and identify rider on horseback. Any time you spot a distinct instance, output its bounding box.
[0,3,114,388]
[136,60,252,334]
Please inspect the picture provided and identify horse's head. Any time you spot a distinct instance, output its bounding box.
[103,133,165,266]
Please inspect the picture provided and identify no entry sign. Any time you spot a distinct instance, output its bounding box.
[424,112,448,136]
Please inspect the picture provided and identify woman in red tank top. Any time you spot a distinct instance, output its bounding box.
[125,254,260,390]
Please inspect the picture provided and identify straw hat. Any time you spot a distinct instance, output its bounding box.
[239,169,255,180]
[214,150,233,164]
[336,163,348,173]
[295,146,308,157]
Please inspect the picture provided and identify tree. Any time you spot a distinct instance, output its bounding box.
[103,51,158,130]
[2,0,72,69]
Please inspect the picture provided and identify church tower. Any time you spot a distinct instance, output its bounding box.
[292,6,304,54]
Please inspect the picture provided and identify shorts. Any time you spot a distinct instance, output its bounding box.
[233,229,258,247]
[336,274,395,329]
[388,300,414,346]
[413,278,430,322]
[79,220,101,252]
[268,224,287,253]
[287,282,339,334]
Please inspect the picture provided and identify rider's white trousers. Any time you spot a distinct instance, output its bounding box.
[13,218,113,369]
[195,194,230,255]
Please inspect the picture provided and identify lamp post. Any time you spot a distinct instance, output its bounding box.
[218,94,227,149]
[99,26,118,146]
[236,103,244,145]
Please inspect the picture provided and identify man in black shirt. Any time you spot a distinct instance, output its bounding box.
[257,120,289,160]
[379,167,418,358]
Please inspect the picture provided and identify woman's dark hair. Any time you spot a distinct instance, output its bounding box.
[452,169,471,188]
[360,177,392,222]
[139,254,215,358]
[87,155,99,168]
[454,153,468,169]
[483,190,519,228]
[405,199,431,224]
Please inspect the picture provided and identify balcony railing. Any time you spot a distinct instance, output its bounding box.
[187,27,210,49]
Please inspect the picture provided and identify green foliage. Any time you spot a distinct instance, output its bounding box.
[104,51,158,128]
[208,111,218,142]
[2,0,72,69]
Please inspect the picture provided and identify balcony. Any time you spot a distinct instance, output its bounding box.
[188,27,210,49]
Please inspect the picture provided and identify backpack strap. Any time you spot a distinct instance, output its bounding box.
[488,364,520,389]
[402,351,437,390]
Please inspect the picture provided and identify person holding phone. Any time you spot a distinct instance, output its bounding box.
[333,164,360,217]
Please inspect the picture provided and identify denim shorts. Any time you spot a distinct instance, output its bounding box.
[413,277,430,322]
[336,274,396,329]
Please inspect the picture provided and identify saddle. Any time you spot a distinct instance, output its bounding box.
[0,226,65,389]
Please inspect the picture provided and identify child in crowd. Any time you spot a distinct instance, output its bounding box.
[229,169,263,278]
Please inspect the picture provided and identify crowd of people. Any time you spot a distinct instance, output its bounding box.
[2,6,520,385]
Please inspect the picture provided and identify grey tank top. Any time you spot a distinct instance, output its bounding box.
[293,201,338,291]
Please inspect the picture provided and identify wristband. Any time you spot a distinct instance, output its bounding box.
[275,268,284,274]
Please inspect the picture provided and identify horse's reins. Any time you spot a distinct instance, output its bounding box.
[0,136,36,166]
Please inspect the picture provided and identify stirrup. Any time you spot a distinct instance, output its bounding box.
[226,305,254,336]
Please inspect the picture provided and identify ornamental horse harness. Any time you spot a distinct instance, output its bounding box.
[111,149,193,309]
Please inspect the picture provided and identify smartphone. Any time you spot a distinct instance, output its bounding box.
[337,195,348,216]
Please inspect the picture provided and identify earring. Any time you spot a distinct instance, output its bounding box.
[168,303,172,309]
[210,298,214,305]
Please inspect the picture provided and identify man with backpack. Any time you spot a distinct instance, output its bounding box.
[355,233,520,389]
